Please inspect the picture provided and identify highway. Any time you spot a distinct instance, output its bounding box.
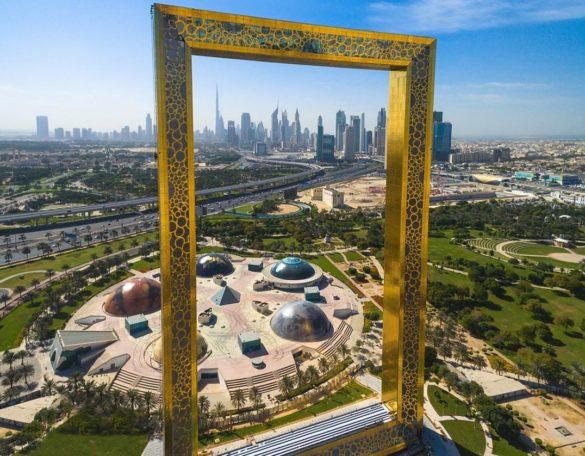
[0,161,378,265]
[0,158,321,223]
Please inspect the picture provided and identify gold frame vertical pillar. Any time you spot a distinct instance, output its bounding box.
[383,68,411,413]
[154,10,198,456]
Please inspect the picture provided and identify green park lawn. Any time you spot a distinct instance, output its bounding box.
[574,246,585,255]
[310,255,365,297]
[428,236,530,278]
[327,252,344,263]
[427,385,470,417]
[131,256,160,272]
[199,380,372,447]
[0,270,130,351]
[263,235,298,249]
[28,432,149,456]
[0,232,155,291]
[442,420,486,456]
[490,428,530,456]
[428,266,585,369]
[344,250,365,261]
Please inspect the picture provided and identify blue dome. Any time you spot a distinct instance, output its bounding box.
[196,253,233,277]
[270,257,315,281]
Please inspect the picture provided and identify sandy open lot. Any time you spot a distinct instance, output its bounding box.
[508,395,585,454]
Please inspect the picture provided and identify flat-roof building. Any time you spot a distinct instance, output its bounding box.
[238,331,261,354]
[49,330,118,371]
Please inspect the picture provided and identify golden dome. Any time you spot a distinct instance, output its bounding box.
[104,277,161,317]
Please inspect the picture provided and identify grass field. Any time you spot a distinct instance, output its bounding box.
[427,385,470,417]
[0,232,154,291]
[490,428,530,456]
[28,432,149,456]
[132,256,160,272]
[327,252,344,263]
[428,266,585,369]
[311,255,365,298]
[442,420,486,456]
[574,246,585,255]
[428,236,530,278]
[200,380,372,447]
[0,270,130,351]
[344,250,365,262]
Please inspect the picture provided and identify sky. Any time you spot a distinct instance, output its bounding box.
[0,0,584,138]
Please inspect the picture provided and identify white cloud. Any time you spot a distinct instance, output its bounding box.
[367,0,585,33]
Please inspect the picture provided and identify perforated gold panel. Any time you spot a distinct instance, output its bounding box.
[153,4,435,455]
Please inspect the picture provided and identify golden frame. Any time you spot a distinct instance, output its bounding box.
[153,4,435,455]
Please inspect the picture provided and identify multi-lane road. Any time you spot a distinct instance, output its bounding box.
[0,160,379,265]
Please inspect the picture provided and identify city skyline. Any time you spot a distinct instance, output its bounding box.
[1,0,584,138]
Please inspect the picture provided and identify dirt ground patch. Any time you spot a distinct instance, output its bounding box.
[549,252,585,263]
[267,203,301,215]
[507,394,585,454]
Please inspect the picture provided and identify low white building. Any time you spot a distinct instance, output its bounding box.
[323,187,344,209]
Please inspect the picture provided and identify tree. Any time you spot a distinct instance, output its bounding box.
[21,246,31,260]
[41,376,56,396]
[15,350,27,366]
[126,389,140,411]
[249,386,263,418]
[318,357,329,375]
[305,365,319,385]
[2,351,16,372]
[212,401,226,430]
[31,278,41,290]
[20,364,35,388]
[554,315,574,331]
[231,389,246,414]
[279,376,294,398]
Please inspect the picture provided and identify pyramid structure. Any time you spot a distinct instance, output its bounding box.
[210,285,240,306]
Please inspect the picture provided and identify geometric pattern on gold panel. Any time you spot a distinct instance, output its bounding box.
[154,4,435,455]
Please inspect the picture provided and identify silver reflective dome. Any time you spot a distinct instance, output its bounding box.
[196,253,233,277]
[270,257,315,281]
[270,300,332,342]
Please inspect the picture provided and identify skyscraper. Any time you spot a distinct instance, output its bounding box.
[335,110,346,151]
[227,120,238,147]
[281,110,289,147]
[36,115,49,138]
[146,113,153,139]
[294,109,301,146]
[271,104,279,145]
[54,128,64,140]
[343,125,356,161]
[432,111,452,162]
[72,128,81,139]
[377,108,386,129]
[315,115,324,161]
[241,112,251,146]
[359,113,365,152]
[215,85,224,141]
[350,115,360,152]
[257,122,266,142]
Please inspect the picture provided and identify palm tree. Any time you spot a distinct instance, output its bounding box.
[15,285,26,299]
[31,278,41,290]
[2,351,16,372]
[305,365,319,386]
[41,376,56,396]
[21,246,31,260]
[45,269,55,279]
[126,389,139,411]
[279,376,294,399]
[143,391,154,417]
[15,350,27,366]
[198,394,211,430]
[2,369,21,390]
[249,387,263,418]
[339,343,350,360]
[212,401,226,430]
[318,357,329,375]
[231,389,246,414]
[1,294,8,310]
[20,364,34,388]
